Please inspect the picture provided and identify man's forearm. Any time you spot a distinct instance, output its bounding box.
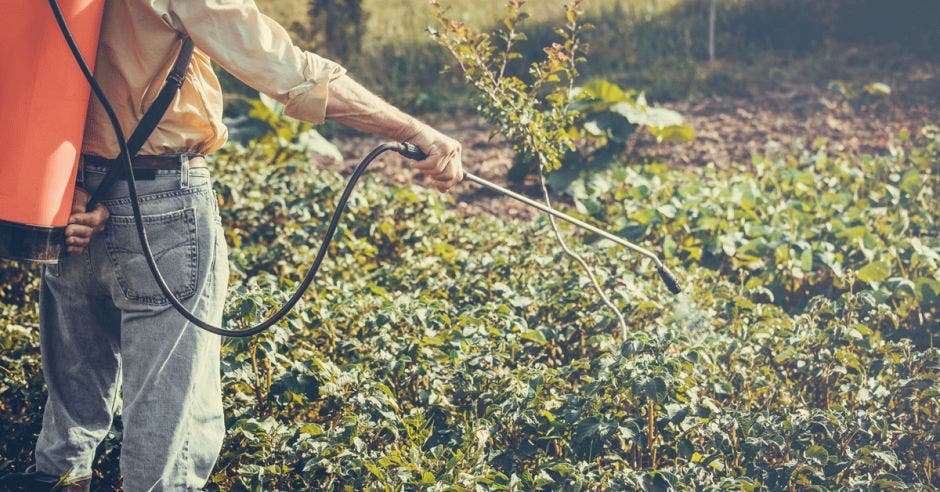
[325,74,425,142]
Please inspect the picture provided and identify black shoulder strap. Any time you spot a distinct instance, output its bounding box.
[125,36,195,156]
[90,36,195,204]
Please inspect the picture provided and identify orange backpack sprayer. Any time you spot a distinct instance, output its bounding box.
[0,0,105,263]
[1,0,680,338]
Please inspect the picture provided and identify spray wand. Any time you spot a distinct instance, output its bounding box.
[396,144,682,294]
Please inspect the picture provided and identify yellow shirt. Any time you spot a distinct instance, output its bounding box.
[83,0,346,158]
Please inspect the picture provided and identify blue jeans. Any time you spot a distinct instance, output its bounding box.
[35,157,229,491]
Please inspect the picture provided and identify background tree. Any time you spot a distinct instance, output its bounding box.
[708,0,716,62]
[291,0,368,63]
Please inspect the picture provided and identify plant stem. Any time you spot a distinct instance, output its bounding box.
[537,165,629,339]
[647,397,656,469]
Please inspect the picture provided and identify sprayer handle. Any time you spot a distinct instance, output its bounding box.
[397,142,429,161]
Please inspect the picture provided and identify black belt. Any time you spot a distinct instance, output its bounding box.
[81,154,207,180]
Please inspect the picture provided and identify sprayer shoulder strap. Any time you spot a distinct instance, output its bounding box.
[125,36,195,156]
[91,36,195,202]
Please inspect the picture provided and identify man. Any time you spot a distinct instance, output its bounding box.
[2,1,462,490]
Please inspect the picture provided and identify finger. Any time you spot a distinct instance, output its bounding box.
[435,148,458,175]
[434,175,458,192]
[444,153,463,182]
[70,189,91,213]
[73,188,90,205]
[67,246,86,255]
[66,235,90,247]
[431,173,456,192]
[437,178,458,192]
[411,144,444,172]
[415,155,450,176]
[426,154,450,180]
[437,174,461,192]
[65,232,91,244]
[92,205,110,223]
[430,167,457,190]
[433,152,462,186]
[65,224,95,239]
[413,142,458,174]
[431,154,457,180]
[453,163,465,185]
[69,211,107,228]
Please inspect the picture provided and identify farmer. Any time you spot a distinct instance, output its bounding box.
[0,1,462,491]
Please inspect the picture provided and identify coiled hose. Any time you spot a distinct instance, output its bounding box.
[50,0,417,337]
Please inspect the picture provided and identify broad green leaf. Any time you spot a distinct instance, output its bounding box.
[521,329,547,345]
[804,445,829,465]
[800,248,813,272]
[579,79,631,103]
[364,461,385,480]
[299,423,323,436]
[857,261,891,283]
[899,168,922,195]
[915,278,940,308]
[647,124,695,143]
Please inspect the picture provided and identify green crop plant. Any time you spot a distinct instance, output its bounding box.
[430,0,693,339]
[1,112,936,489]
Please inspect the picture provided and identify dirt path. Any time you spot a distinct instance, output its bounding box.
[644,62,939,168]
[329,61,938,222]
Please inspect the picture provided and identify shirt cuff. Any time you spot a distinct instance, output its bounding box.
[283,53,346,125]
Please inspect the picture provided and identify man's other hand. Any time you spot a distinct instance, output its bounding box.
[403,125,463,193]
[65,188,109,255]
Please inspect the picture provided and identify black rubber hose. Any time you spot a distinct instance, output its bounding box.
[49,0,406,337]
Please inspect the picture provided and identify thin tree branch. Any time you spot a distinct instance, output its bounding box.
[537,163,629,340]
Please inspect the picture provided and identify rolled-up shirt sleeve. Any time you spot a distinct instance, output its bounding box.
[157,0,345,124]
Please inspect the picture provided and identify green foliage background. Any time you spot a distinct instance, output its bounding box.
[1,117,937,488]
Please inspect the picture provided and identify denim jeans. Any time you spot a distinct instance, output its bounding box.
[35,157,229,491]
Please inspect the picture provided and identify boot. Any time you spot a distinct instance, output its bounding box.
[0,465,90,491]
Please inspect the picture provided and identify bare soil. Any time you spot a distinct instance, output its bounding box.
[328,59,939,222]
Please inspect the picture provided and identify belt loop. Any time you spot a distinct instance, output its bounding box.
[180,154,191,189]
[77,155,86,188]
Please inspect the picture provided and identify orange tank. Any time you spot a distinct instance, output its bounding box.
[0,0,105,263]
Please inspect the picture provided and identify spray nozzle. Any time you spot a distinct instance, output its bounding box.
[656,265,682,294]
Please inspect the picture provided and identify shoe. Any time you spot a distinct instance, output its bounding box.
[0,465,90,491]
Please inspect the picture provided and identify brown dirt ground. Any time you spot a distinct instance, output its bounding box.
[327,59,939,222]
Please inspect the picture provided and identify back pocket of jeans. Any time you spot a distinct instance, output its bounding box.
[104,208,198,306]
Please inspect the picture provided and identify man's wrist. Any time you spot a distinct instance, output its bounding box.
[390,120,426,144]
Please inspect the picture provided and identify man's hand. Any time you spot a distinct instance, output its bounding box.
[402,125,463,192]
[65,188,109,255]
[324,74,464,192]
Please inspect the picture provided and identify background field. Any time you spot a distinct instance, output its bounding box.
[1,0,938,489]
[247,0,940,110]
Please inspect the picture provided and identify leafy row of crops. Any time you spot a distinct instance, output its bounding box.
[1,125,937,489]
